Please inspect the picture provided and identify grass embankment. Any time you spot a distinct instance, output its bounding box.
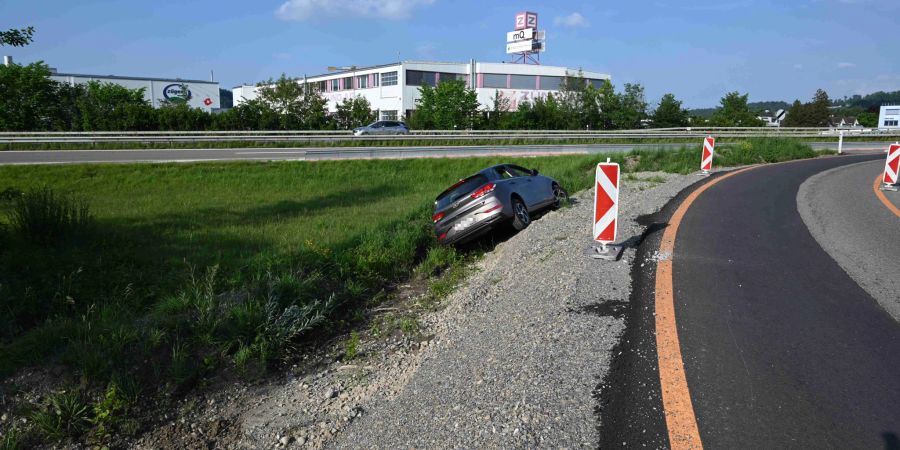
[1,134,894,151]
[0,138,819,446]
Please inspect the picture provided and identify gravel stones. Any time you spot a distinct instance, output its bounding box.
[330,171,701,448]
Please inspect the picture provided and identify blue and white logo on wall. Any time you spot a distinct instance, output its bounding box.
[163,84,192,104]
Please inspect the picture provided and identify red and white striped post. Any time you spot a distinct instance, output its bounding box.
[881,142,900,192]
[589,158,621,260]
[699,135,715,176]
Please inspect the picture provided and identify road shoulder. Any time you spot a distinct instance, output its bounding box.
[797,159,900,322]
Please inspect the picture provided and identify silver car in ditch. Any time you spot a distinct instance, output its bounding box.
[432,164,568,246]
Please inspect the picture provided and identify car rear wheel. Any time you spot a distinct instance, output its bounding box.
[511,198,530,230]
[552,184,568,209]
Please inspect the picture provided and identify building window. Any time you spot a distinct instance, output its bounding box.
[316,81,327,92]
[343,77,353,90]
[357,75,368,89]
[510,75,536,89]
[885,120,899,127]
[331,79,340,91]
[372,74,379,87]
[381,110,398,120]
[381,71,398,86]
[539,76,562,90]
[588,79,608,89]
[438,72,464,84]
[483,73,507,89]
[886,109,899,115]
[406,70,436,87]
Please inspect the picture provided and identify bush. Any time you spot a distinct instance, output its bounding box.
[7,188,92,245]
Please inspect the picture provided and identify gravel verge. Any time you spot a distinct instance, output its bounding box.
[327,171,701,449]
[125,170,702,450]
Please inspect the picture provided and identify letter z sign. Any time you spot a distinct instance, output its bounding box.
[515,12,538,30]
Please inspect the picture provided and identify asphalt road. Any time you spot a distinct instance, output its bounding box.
[601,154,900,449]
[678,154,900,448]
[0,141,886,165]
[798,159,900,321]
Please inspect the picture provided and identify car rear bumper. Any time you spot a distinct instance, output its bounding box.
[434,196,510,245]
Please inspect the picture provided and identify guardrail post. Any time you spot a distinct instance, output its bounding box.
[838,130,844,155]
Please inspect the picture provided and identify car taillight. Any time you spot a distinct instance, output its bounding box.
[470,183,496,199]
[438,232,447,240]
[432,212,445,223]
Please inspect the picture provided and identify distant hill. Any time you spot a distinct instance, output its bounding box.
[688,90,900,118]
[688,101,791,118]
[831,90,900,111]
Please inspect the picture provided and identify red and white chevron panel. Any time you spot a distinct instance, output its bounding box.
[883,143,900,185]
[593,162,620,244]
[701,136,715,172]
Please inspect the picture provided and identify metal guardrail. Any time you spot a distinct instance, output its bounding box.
[1,127,898,145]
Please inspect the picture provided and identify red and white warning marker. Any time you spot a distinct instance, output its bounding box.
[589,158,621,260]
[699,135,715,176]
[882,142,900,191]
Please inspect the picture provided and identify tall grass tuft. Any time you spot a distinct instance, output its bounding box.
[7,187,93,245]
[31,391,92,440]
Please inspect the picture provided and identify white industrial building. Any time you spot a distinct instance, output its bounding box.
[232,60,610,121]
[878,105,900,129]
[49,70,221,111]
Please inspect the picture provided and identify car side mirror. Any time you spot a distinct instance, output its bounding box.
[531,168,539,176]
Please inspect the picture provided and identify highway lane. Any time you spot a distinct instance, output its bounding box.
[673,154,899,448]
[0,141,886,165]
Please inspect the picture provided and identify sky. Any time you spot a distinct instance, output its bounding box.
[2,0,898,108]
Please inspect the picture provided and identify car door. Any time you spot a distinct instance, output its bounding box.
[507,164,553,208]
[500,165,540,209]
[369,121,385,134]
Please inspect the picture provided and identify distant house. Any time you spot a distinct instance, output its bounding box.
[758,109,787,127]
[878,105,900,129]
[828,116,862,129]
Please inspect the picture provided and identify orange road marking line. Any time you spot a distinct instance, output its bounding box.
[873,175,900,218]
[655,166,758,450]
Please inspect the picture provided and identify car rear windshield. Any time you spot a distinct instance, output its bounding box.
[435,174,489,210]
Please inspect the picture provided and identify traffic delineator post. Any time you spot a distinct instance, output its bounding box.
[881,142,900,192]
[587,158,622,260]
[698,135,715,176]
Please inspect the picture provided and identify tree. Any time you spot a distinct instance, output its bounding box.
[75,81,154,131]
[0,62,60,130]
[807,89,831,127]
[652,93,689,128]
[0,27,34,47]
[214,98,279,130]
[783,89,831,127]
[613,83,648,129]
[156,101,211,131]
[484,90,511,129]
[257,74,328,130]
[783,100,806,127]
[709,92,764,127]
[409,80,479,130]
[334,96,375,129]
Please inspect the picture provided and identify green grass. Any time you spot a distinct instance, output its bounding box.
[0,155,602,383]
[0,138,826,445]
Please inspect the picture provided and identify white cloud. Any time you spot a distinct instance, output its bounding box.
[554,12,589,28]
[276,0,435,21]
[836,62,856,69]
